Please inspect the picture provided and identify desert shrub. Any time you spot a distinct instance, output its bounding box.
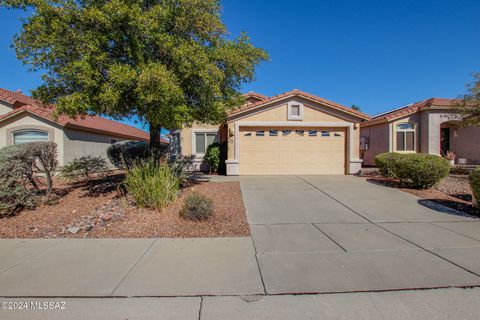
[180,192,213,221]
[470,167,480,208]
[375,152,450,189]
[24,142,58,196]
[61,156,109,182]
[205,142,221,173]
[168,155,194,185]
[0,145,36,216]
[124,161,179,209]
[374,152,402,178]
[107,141,151,169]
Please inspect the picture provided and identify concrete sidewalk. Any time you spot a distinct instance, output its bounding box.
[2,287,480,319]
[0,238,263,297]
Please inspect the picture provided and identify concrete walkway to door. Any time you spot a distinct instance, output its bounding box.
[241,175,480,294]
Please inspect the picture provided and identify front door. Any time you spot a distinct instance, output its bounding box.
[440,128,450,156]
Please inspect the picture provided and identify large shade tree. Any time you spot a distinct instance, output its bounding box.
[1,0,268,156]
[455,73,480,127]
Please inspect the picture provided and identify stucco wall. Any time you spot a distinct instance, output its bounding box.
[0,113,65,165]
[450,126,480,164]
[0,101,13,116]
[63,128,126,165]
[360,123,389,166]
[426,110,462,155]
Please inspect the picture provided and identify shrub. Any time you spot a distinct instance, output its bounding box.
[375,152,402,178]
[168,155,194,185]
[0,145,36,216]
[124,161,179,209]
[24,142,58,196]
[470,167,480,208]
[180,192,213,221]
[205,142,221,173]
[107,141,151,169]
[375,152,451,189]
[61,156,109,182]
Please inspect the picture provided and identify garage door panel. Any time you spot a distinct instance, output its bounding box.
[239,127,346,175]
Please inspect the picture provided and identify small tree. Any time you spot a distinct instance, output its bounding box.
[61,156,109,182]
[455,73,480,126]
[25,142,58,196]
[204,142,221,174]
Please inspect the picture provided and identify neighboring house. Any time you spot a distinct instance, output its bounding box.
[172,90,370,175]
[0,88,166,166]
[361,98,480,166]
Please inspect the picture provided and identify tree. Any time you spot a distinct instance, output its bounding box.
[455,73,480,127]
[351,105,361,111]
[2,0,268,157]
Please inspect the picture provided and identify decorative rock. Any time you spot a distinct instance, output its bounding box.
[101,212,113,222]
[67,226,80,234]
[84,225,94,232]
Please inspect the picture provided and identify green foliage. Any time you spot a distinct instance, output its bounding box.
[107,141,151,169]
[61,156,109,182]
[0,145,37,216]
[2,0,268,151]
[168,156,194,185]
[124,161,179,209]
[374,153,402,178]
[470,167,480,208]
[180,192,213,221]
[453,73,480,127]
[23,142,58,196]
[205,142,221,173]
[375,153,451,189]
[351,105,361,111]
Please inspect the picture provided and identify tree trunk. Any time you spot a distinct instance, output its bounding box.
[149,122,162,163]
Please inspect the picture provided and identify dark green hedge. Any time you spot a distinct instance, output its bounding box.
[470,167,480,208]
[375,152,451,189]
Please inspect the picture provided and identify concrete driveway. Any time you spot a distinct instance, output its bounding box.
[241,175,480,294]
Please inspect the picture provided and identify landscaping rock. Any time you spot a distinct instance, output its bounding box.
[84,225,94,232]
[67,226,80,234]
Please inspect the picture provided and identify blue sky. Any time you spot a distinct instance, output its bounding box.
[0,0,479,131]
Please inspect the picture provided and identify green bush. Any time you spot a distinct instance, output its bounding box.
[180,192,213,221]
[374,152,402,178]
[61,156,109,182]
[470,167,480,208]
[124,161,179,209]
[205,142,221,173]
[375,153,450,189]
[0,145,37,216]
[107,141,151,169]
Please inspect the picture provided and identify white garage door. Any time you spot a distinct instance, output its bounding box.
[239,127,346,175]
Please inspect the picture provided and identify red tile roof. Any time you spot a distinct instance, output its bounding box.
[0,88,167,143]
[362,97,458,127]
[231,89,371,120]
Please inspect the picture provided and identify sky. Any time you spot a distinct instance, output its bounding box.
[0,0,479,131]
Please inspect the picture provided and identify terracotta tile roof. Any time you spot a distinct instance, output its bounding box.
[362,97,458,127]
[0,88,166,143]
[230,89,371,120]
[243,91,269,103]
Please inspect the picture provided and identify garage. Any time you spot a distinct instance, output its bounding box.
[239,127,346,175]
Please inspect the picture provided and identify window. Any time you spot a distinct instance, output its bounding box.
[13,130,48,145]
[334,133,342,137]
[308,130,317,136]
[269,130,278,136]
[321,131,330,137]
[256,130,265,137]
[244,132,252,137]
[282,129,291,136]
[295,130,304,136]
[195,132,216,154]
[396,123,415,151]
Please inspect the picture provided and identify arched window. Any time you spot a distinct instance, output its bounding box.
[396,123,415,151]
[13,130,49,145]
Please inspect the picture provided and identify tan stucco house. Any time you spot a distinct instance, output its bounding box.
[361,98,480,166]
[0,88,157,166]
[173,90,371,175]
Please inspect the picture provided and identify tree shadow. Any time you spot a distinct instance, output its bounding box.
[418,199,479,217]
[80,173,125,198]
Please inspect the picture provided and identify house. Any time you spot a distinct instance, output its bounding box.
[360,98,480,166]
[0,88,165,166]
[172,90,371,175]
